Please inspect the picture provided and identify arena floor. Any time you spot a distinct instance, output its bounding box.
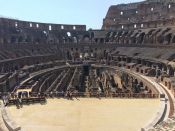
[8,98,160,131]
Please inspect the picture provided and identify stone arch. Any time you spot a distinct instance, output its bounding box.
[138,32,145,44]
[34,37,41,44]
[172,35,175,43]
[67,32,71,37]
[139,81,144,87]
[66,50,72,60]
[134,79,138,84]
[83,34,90,42]
[73,36,78,43]
[165,33,172,44]
[62,37,66,43]
[11,36,16,43]
[18,36,23,43]
[25,35,32,43]
[100,38,104,43]
[67,37,73,43]
[157,35,164,44]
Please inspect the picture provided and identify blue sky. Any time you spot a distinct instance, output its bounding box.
[0,0,142,29]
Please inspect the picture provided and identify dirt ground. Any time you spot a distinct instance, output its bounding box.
[8,98,160,131]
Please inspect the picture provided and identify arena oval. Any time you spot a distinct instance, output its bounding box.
[3,64,165,131]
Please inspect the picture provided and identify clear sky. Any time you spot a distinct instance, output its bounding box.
[0,0,142,29]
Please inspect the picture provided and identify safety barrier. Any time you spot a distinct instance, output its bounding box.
[1,103,21,131]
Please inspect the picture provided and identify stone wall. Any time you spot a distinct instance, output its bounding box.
[102,0,175,30]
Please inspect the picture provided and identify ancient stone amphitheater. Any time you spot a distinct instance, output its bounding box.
[0,0,175,131]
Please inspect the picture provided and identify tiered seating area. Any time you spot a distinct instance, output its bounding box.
[0,47,59,61]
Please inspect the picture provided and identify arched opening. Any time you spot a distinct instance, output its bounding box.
[139,32,145,44]
[73,26,76,30]
[157,35,164,44]
[67,32,71,37]
[83,35,90,42]
[61,25,64,30]
[139,82,143,88]
[11,36,16,43]
[25,36,32,43]
[134,79,138,85]
[168,4,171,9]
[15,22,18,27]
[172,36,175,43]
[104,50,107,58]
[147,29,155,36]
[141,24,144,28]
[29,23,32,27]
[73,37,77,43]
[49,25,52,31]
[35,38,41,44]
[100,38,104,43]
[66,50,72,60]
[36,24,39,28]
[151,7,154,12]
[134,24,137,29]
[62,37,66,43]
[165,33,172,44]
[122,25,124,29]
[18,36,23,43]
[3,38,7,44]
[43,31,47,37]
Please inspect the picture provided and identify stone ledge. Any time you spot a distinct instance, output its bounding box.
[141,100,167,131]
[1,104,21,131]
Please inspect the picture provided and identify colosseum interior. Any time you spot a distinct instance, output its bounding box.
[0,0,175,131]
